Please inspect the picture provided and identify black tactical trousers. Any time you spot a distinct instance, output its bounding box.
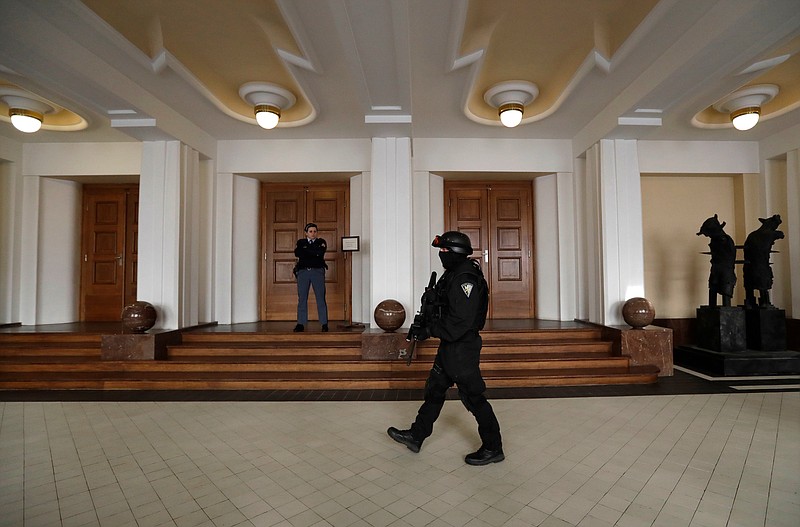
[410,348,502,451]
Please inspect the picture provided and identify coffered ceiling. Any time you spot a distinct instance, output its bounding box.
[1,0,799,146]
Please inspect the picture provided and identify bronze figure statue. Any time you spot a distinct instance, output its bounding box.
[743,214,784,308]
[697,215,736,307]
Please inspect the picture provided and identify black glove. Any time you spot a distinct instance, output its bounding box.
[410,323,430,341]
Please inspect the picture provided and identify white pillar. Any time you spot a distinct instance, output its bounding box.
[370,138,414,325]
[138,141,203,329]
[584,140,645,325]
[783,150,799,317]
[0,152,23,324]
[19,175,40,325]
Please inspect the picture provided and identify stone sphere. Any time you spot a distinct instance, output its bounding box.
[374,299,406,332]
[121,301,158,333]
[622,297,655,329]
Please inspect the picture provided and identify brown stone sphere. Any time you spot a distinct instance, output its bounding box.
[121,301,158,333]
[622,297,655,329]
[374,299,406,332]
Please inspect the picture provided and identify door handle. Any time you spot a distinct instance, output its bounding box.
[483,249,488,263]
[116,254,123,266]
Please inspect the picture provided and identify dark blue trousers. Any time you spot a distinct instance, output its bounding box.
[296,268,328,325]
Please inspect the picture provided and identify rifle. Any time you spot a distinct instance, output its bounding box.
[403,271,437,366]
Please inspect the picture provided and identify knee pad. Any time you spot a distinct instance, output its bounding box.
[457,373,487,413]
[424,363,450,401]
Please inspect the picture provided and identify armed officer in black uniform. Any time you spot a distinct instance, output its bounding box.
[388,231,504,465]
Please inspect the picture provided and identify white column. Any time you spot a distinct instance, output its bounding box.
[780,149,800,318]
[582,140,645,325]
[19,176,40,325]
[784,150,799,317]
[197,159,215,324]
[211,172,260,325]
[370,138,414,325]
[583,146,603,323]
[138,141,206,329]
[0,154,22,324]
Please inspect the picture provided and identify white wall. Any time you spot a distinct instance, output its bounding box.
[218,139,371,174]
[638,141,759,174]
[22,142,142,176]
[37,178,81,323]
[231,175,260,323]
[641,175,740,318]
[414,138,573,173]
[534,175,559,320]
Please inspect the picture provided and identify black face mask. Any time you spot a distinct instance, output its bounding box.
[439,251,466,270]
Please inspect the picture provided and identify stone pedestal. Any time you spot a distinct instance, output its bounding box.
[696,306,746,352]
[361,329,412,360]
[620,326,673,376]
[101,331,181,360]
[745,308,787,351]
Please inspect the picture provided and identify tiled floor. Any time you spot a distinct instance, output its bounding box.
[1,390,798,527]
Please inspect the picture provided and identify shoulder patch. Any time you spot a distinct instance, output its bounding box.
[461,282,474,297]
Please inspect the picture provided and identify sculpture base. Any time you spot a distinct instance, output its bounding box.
[101,331,181,360]
[675,345,800,376]
[745,307,787,351]
[696,306,746,352]
[361,329,413,360]
[620,326,673,376]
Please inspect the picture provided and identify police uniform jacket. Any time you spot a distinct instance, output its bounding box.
[294,238,327,270]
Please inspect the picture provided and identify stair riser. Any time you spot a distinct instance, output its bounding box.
[0,372,657,391]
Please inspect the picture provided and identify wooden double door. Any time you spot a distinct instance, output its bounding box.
[261,183,350,321]
[445,181,535,319]
[80,184,139,321]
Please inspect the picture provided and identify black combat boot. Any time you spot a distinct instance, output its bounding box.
[387,427,421,453]
[465,446,504,465]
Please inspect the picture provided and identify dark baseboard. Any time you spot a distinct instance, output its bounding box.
[653,318,694,347]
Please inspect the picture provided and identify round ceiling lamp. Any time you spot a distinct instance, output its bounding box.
[484,81,539,128]
[239,82,296,130]
[0,87,56,133]
[713,84,779,131]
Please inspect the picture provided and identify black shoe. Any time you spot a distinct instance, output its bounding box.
[293,324,304,332]
[387,427,421,453]
[321,324,329,332]
[465,447,504,466]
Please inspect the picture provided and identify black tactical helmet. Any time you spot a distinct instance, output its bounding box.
[432,231,473,255]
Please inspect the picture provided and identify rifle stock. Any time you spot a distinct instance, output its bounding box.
[404,271,437,366]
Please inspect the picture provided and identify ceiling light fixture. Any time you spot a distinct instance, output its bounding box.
[0,87,55,133]
[713,84,778,131]
[239,82,296,130]
[484,81,538,128]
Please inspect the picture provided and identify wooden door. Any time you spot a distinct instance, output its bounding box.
[80,185,139,321]
[261,183,349,321]
[445,182,534,319]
